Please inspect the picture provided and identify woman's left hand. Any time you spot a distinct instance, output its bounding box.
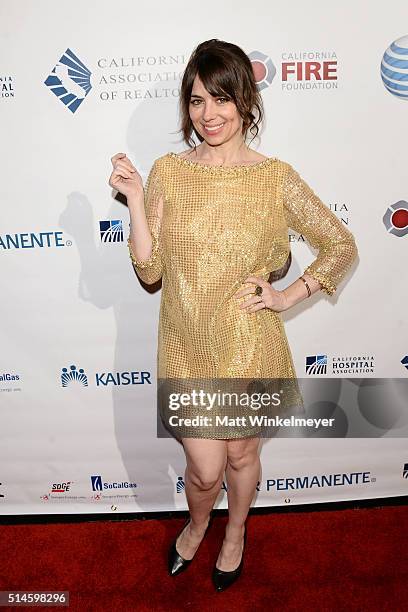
[234,275,290,313]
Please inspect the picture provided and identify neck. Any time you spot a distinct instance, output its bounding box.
[196,135,248,165]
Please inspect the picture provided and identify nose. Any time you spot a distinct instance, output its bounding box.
[202,99,217,123]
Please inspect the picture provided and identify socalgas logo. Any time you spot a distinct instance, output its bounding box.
[381,35,408,101]
[383,201,408,238]
[306,355,375,375]
[99,220,124,243]
[0,229,72,250]
[90,475,138,500]
[60,364,151,387]
[44,48,92,113]
[0,371,22,393]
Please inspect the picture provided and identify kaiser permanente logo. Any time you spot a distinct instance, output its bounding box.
[175,471,374,493]
[262,470,374,491]
[306,355,375,375]
[0,229,72,250]
[44,48,92,113]
[60,364,151,387]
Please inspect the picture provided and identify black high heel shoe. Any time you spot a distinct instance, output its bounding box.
[167,512,213,576]
[212,524,246,592]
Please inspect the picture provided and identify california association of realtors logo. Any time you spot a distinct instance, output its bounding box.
[44,48,92,113]
[99,220,124,243]
[383,201,408,237]
[381,34,408,100]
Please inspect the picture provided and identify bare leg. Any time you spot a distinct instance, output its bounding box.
[175,438,227,560]
[216,436,261,571]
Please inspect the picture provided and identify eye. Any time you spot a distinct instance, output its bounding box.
[217,97,229,104]
[190,99,202,105]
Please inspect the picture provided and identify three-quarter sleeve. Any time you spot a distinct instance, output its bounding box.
[127,160,164,284]
[281,162,358,295]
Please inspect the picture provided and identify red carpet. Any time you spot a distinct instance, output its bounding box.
[1,504,407,611]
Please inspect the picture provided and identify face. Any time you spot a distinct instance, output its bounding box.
[189,74,243,146]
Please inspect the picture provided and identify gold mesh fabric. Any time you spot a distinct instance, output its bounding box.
[128,153,358,438]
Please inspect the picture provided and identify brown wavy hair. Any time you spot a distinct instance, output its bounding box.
[178,39,264,148]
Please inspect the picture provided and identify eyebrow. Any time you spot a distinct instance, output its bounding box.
[190,93,227,98]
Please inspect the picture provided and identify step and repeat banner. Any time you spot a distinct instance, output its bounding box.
[1,1,407,515]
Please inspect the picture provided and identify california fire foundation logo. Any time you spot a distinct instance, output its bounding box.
[383,201,408,237]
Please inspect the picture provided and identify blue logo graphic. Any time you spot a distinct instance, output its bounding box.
[91,475,103,491]
[381,35,408,100]
[176,476,185,493]
[44,48,92,113]
[99,220,124,243]
[402,356,408,370]
[306,355,327,375]
[61,365,88,387]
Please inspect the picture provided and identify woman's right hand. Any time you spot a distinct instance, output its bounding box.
[109,152,143,200]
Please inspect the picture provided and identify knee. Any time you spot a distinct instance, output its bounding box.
[227,449,259,471]
[188,468,222,491]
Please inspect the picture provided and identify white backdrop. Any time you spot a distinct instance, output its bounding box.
[1,0,407,515]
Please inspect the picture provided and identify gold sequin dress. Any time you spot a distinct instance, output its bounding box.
[128,152,358,439]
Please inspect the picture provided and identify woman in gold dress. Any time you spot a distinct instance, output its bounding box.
[109,39,358,592]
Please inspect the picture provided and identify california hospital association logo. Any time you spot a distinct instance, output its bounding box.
[381,34,408,100]
[44,48,92,113]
